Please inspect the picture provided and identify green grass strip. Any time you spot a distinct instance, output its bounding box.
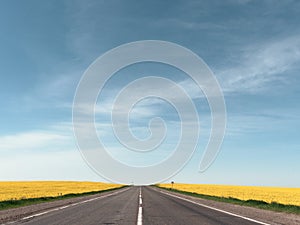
[156,186,300,214]
[0,186,127,211]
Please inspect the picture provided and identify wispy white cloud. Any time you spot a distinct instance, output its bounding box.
[0,132,65,151]
[225,108,300,137]
[217,35,300,93]
[0,126,73,152]
[156,18,226,31]
[0,149,100,181]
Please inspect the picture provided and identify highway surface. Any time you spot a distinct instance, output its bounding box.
[11,186,272,225]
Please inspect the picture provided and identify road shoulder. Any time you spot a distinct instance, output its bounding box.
[152,186,300,225]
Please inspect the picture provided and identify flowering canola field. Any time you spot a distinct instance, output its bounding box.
[158,183,300,206]
[0,181,122,201]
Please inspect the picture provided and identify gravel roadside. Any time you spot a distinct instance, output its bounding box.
[153,186,300,225]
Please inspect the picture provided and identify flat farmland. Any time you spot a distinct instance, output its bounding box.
[0,181,122,201]
[158,183,300,206]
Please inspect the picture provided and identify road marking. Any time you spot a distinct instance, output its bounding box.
[4,188,128,225]
[137,187,143,225]
[158,190,271,225]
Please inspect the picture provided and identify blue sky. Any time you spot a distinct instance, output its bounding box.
[0,0,300,187]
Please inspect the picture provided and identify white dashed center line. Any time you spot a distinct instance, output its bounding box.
[137,187,143,225]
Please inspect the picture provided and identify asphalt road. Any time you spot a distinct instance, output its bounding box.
[16,187,139,225]
[142,187,265,225]
[13,186,270,225]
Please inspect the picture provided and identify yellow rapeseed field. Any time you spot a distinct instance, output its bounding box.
[0,181,122,201]
[158,183,300,206]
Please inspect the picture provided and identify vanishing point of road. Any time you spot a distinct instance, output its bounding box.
[5,186,296,225]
